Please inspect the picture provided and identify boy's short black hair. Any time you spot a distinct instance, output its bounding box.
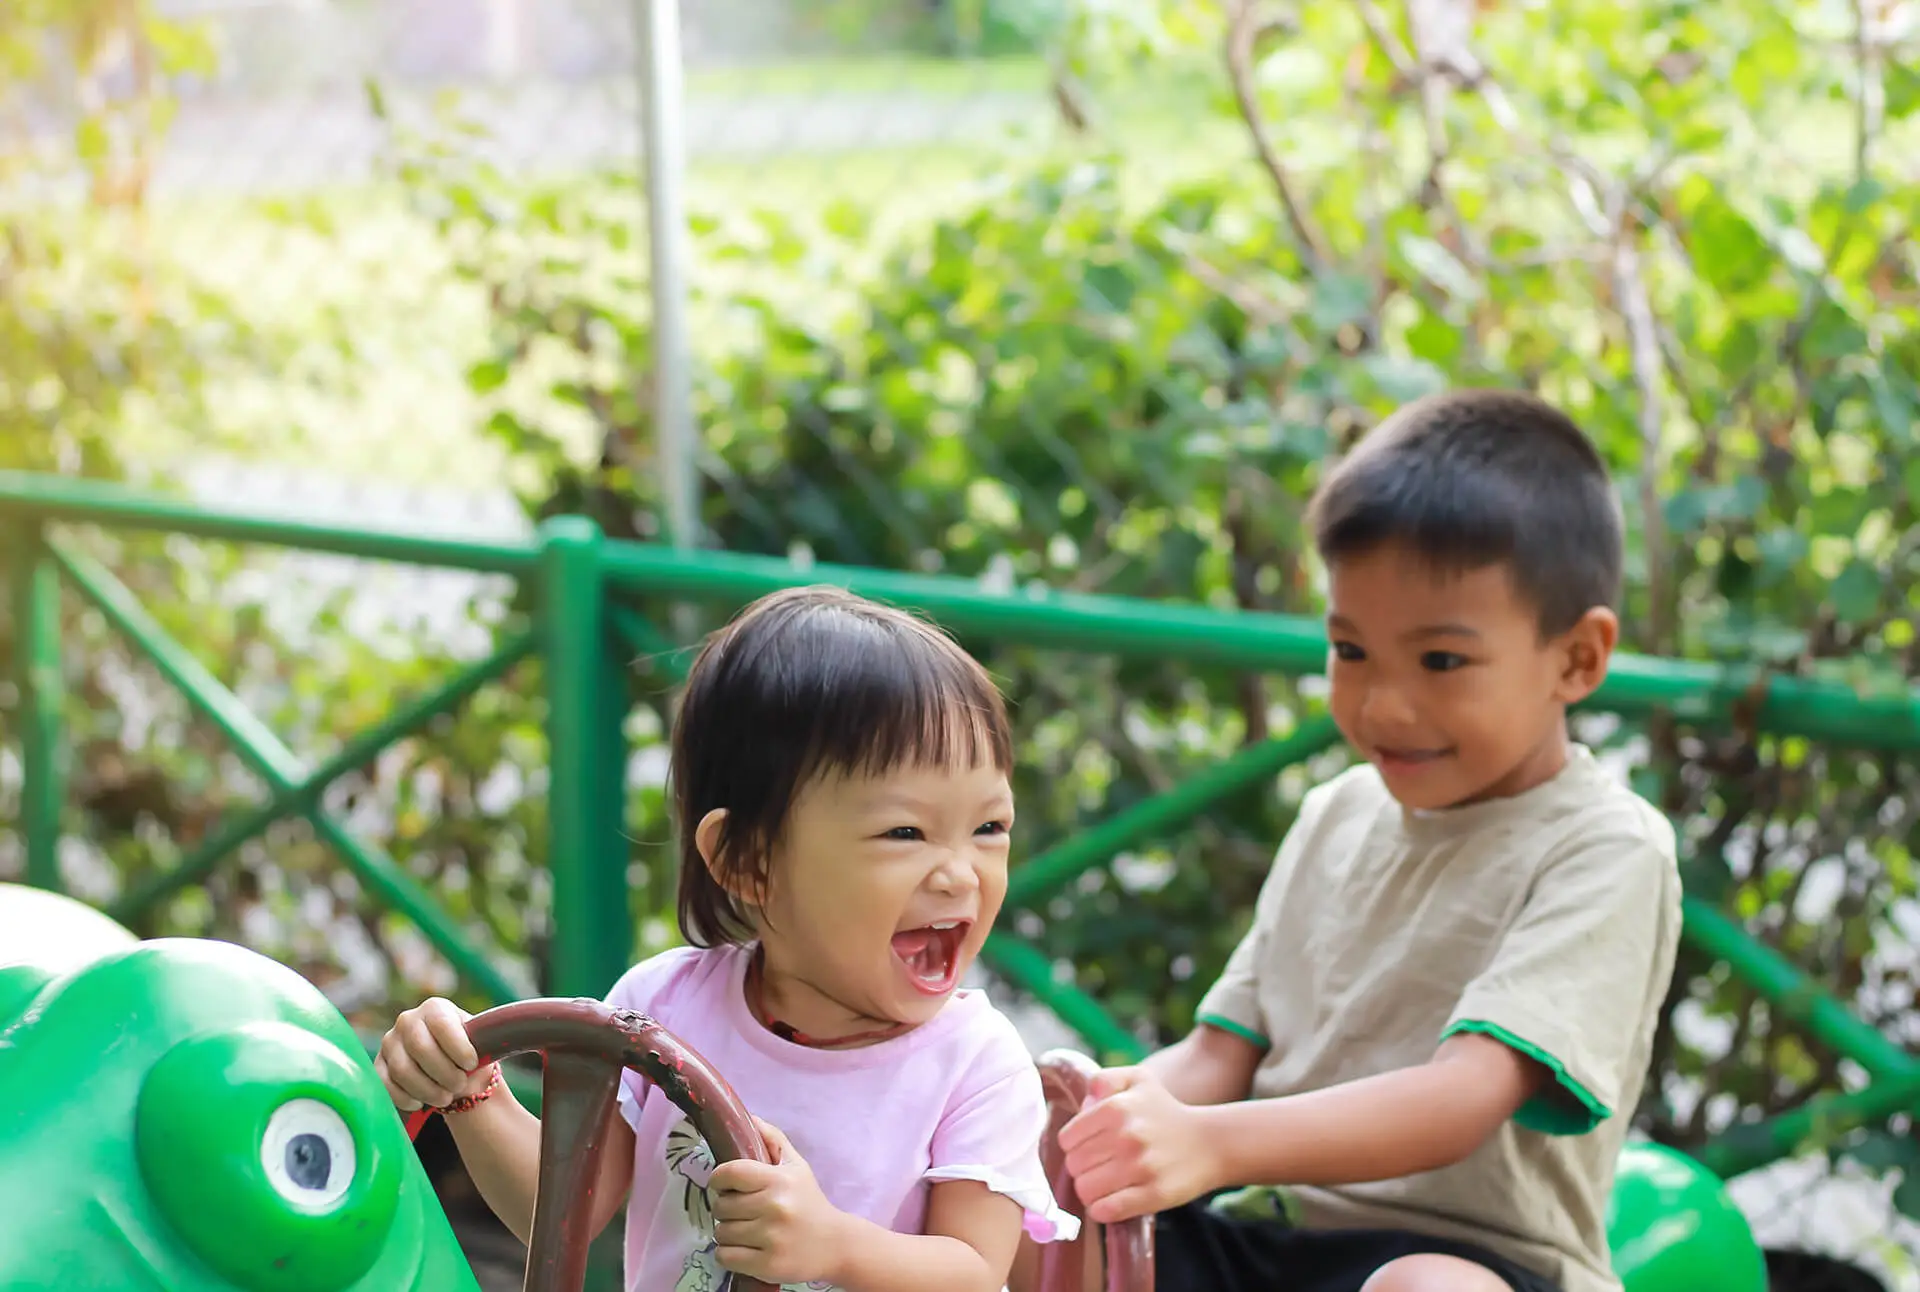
[670,585,1013,948]
[1306,388,1624,635]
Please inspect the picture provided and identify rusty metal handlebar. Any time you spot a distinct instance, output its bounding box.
[454,997,777,1292]
[404,1003,1146,1292]
[1036,1050,1156,1292]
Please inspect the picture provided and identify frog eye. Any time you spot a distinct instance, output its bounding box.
[262,1098,356,1209]
[137,1021,400,1289]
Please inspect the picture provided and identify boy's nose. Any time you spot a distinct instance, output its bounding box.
[1360,684,1418,727]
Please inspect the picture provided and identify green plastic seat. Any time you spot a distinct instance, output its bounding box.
[1606,1140,1769,1292]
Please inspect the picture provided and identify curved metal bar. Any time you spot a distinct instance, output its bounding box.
[1035,1049,1155,1292]
[462,996,775,1292]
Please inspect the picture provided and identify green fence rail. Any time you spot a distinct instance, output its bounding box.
[2,468,1916,1183]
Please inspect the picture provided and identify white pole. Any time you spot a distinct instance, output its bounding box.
[481,0,524,81]
[637,0,697,551]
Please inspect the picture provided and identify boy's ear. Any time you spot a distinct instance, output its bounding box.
[694,808,767,905]
[1553,606,1618,705]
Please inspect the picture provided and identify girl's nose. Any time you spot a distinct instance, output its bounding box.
[927,851,980,894]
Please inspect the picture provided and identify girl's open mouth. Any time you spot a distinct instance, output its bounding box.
[890,920,970,996]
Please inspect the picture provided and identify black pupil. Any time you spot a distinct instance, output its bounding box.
[285,1133,332,1190]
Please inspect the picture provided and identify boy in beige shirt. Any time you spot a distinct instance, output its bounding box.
[1028,390,1683,1292]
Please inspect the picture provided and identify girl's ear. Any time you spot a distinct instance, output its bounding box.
[695,808,766,905]
[693,808,728,871]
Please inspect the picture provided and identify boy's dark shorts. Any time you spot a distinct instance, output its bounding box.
[1154,1196,1564,1292]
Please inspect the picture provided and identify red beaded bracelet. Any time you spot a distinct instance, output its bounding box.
[441,1062,503,1116]
[400,1062,504,1141]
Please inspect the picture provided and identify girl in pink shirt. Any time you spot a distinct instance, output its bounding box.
[377,586,1078,1291]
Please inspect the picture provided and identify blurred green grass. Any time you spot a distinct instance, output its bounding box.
[125,64,1243,488]
[686,54,1054,98]
[113,50,1912,489]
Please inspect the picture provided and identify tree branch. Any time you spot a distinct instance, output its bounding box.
[1609,218,1674,653]
[1851,0,1886,180]
[1223,0,1330,272]
[1159,227,1296,329]
[1351,0,1416,77]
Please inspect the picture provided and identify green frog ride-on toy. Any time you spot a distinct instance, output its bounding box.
[0,884,1766,1292]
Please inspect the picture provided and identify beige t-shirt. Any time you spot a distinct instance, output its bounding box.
[1195,743,1682,1292]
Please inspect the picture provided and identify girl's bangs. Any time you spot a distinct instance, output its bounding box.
[789,623,1012,784]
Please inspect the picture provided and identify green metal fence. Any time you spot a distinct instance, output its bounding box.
[3,467,1917,1186]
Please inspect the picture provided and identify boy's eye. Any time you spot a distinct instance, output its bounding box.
[975,820,1010,837]
[1421,651,1470,672]
[1330,640,1365,662]
[882,826,924,841]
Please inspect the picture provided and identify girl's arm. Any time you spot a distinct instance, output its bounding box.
[446,1087,637,1244]
[713,1123,1027,1292]
[827,1182,1022,1292]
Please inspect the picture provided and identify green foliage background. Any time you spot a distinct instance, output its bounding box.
[5,0,1920,1270]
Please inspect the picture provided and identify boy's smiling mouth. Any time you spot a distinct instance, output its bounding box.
[891,919,971,995]
[1372,745,1455,769]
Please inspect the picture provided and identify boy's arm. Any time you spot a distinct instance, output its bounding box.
[1140,1022,1264,1107]
[1061,1035,1541,1222]
[1196,1031,1544,1192]
[1067,826,1681,1223]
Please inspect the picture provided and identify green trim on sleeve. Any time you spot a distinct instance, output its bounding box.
[1196,1012,1272,1051]
[1443,1019,1610,1136]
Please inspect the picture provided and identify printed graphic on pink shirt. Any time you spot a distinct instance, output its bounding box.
[662,1118,837,1292]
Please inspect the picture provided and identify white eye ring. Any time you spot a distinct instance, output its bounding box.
[261,1098,356,1210]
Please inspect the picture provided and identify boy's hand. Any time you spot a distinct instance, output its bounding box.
[1058,1067,1222,1224]
[711,1117,850,1285]
[375,997,494,1111]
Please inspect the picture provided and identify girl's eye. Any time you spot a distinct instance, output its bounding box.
[882,826,924,841]
[975,820,1010,837]
[1330,640,1365,662]
[1422,651,1470,672]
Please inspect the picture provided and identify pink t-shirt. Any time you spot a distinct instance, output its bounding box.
[604,942,1080,1292]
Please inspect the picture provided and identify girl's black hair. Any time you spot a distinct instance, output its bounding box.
[669,585,1013,948]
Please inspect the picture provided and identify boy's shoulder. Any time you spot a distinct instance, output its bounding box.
[1296,745,1676,868]
[1516,746,1680,882]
